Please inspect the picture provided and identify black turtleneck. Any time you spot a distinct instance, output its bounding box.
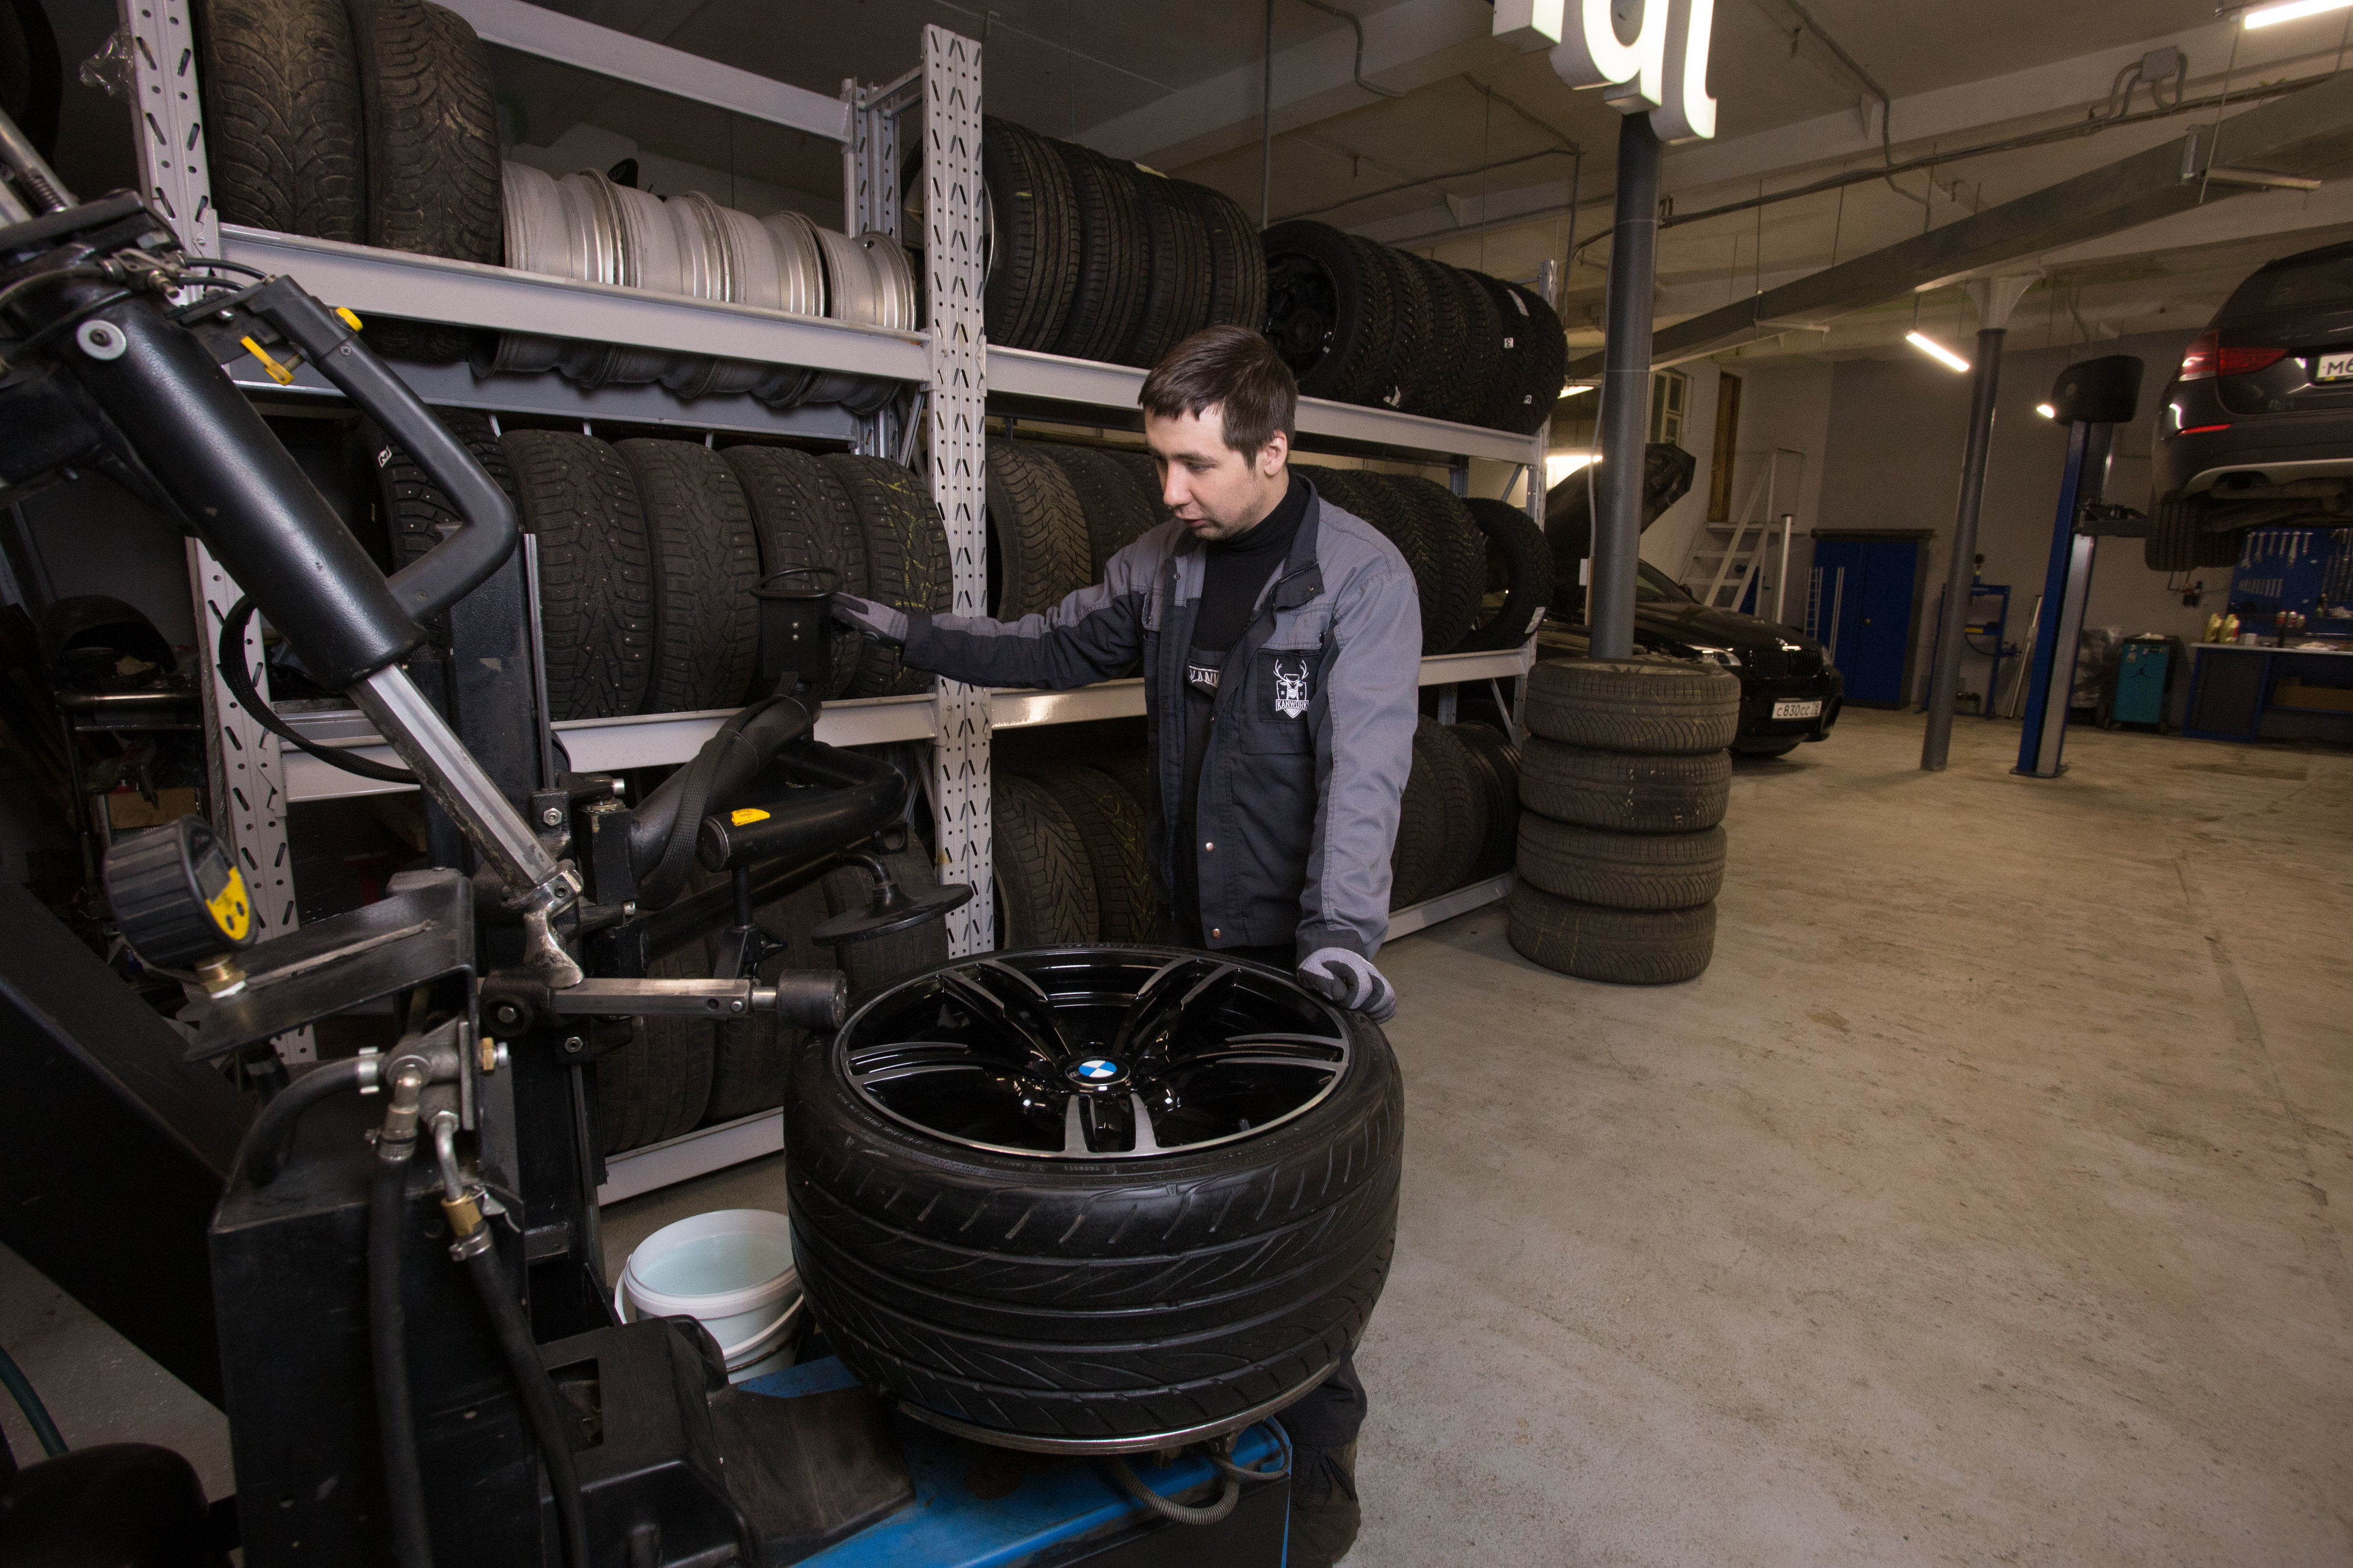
[1177,471,1307,943]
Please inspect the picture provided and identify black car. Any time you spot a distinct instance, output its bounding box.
[2148,239,2353,571]
[1537,562,1844,758]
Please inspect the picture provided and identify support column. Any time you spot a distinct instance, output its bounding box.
[1590,114,1662,659]
[921,25,994,955]
[1922,273,2038,770]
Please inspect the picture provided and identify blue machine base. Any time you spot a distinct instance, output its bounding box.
[741,1358,1294,1568]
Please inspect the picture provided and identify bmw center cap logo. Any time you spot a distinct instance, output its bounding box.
[1068,1057,1126,1088]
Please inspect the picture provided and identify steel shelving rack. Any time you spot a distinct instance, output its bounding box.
[118,0,1545,1194]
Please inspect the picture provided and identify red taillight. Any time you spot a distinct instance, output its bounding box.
[2218,345,2288,375]
[2179,329,2218,381]
[2178,423,2231,435]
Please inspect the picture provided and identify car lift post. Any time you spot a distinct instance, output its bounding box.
[2014,355,2144,779]
[1922,273,2036,772]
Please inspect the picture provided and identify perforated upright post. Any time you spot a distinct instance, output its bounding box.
[125,0,309,1056]
[921,25,993,955]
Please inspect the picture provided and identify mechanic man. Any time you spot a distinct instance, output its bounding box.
[831,324,1419,1566]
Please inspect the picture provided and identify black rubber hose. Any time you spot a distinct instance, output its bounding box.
[0,1342,66,1459]
[456,1242,589,1568]
[232,1057,370,1187]
[1104,1456,1241,1526]
[219,596,418,785]
[371,1143,434,1568]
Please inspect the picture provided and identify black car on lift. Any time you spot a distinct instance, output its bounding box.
[1538,561,1844,758]
[2147,239,2353,571]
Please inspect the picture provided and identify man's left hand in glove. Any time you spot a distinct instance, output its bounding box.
[830,593,908,645]
[1297,948,1397,1023]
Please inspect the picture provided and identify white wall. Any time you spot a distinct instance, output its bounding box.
[1812,328,2204,712]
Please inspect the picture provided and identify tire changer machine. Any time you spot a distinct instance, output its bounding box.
[0,134,1291,1566]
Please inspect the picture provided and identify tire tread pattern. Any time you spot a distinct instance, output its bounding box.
[502,430,654,720]
[616,439,761,713]
[198,0,366,242]
[1507,880,1717,985]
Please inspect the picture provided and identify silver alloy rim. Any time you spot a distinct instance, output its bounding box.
[836,948,1353,1162]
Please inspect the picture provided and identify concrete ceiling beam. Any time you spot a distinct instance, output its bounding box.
[1078,0,1505,171]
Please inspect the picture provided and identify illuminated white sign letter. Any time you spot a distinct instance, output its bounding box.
[1494,0,1718,143]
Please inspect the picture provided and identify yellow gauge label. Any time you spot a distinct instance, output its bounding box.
[207,865,252,942]
[729,808,771,826]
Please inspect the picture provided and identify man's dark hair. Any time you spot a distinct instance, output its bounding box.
[1139,325,1298,455]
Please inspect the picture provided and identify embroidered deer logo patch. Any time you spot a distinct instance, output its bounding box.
[1272,659,1311,719]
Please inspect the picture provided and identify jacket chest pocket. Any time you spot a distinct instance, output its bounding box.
[1238,616,1328,755]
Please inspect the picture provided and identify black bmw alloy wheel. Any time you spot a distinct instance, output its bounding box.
[839,948,1351,1160]
[786,945,1403,1449]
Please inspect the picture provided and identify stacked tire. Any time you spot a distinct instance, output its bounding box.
[1302,468,1552,656]
[599,848,958,1154]
[1507,658,1739,985]
[984,117,1267,368]
[197,0,502,362]
[1262,221,1565,432]
[359,418,951,714]
[991,760,1170,947]
[1389,719,1519,910]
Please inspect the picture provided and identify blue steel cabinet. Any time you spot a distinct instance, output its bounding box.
[1811,533,1930,706]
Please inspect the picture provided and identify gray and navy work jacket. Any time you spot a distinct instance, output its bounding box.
[902,477,1421,959]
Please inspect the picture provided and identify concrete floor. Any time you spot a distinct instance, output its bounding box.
[7,707,2349,1563]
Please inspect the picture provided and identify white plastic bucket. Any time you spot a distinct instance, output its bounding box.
[614,1209,801,1384]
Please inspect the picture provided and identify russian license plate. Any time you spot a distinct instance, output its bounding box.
[2316,351,2353,381]
[1772,699,1823,720]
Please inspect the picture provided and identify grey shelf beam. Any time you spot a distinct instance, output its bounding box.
[233,356,866,441]
[219,226,928,382]
[987,345,1542,463]
[438,0,852,141]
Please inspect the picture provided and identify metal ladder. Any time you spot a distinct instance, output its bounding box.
[1681,448,1803,616]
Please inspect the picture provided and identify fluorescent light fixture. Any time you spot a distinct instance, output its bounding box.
[2245,0,2353,28]
[1559,384,1598,398]
[2035,402,2057,419]
[1906,331,1971,372]
[1545,453,1598,488]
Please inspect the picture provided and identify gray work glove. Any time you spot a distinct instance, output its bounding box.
[1297,948,1397,1023]
[830,592,908,646]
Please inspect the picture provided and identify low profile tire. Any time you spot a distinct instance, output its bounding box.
[723,445,868,699]
[346,0,500,361]
[984,439,1093,619]
[1454,496,1555,653]
[1032,763,1166,943]
[825,455,952,696]
[981,116,1077,352]
[1525,658,1741,753]
[616,439,761,713]
[1262,221,1392,401]
[1517,819,1727,910]
[502,431,654,720]
[1519,736,1730,833]
[1449,721,1522,879]
[821,848,951,1010]
[1506,880,1716,985]
[1043,445,1161,578]
[992,773,1101,946]
[785,946,1403,1444]
[196,0,366,241]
